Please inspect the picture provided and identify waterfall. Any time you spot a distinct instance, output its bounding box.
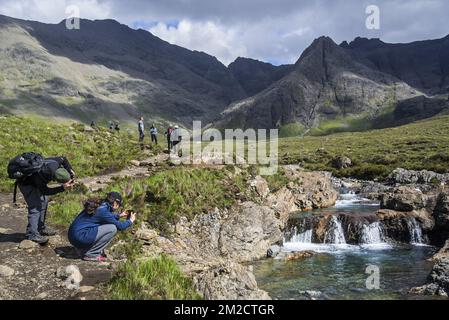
[360,222,384,244]
[335,192,378,208]
[324,216,346,244]
[290,229,313,243]
[406,218,424,244]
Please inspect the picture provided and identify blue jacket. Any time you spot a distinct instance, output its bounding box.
[68,202,132,248]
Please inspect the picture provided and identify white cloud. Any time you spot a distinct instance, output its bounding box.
[0,0,111,23]
[149,20,248,66]
[1,0,449,65]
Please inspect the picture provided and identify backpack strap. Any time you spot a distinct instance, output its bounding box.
[13,180,18,204]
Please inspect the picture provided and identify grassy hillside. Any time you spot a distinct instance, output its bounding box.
[0,115,144,192]
[279,115,449,180]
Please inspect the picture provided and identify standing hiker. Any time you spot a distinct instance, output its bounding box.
[165,125,173,152]
[8,153,75,244]
[109,121,114,131]
[114,122,120,132]
[138,117,145,147]
[68,192,136,262]
[171,125,182,155]
[150,124,158,145]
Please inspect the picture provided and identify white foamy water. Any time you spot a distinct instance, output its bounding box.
[335,192,379,208]
[324,216,346,244]
[406,218,428,245]
[290,229,313,243]
[282,242,391,254]
[360,222,384,244]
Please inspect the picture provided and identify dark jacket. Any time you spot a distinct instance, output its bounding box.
[68,202,132,248]
[19,157,73,196]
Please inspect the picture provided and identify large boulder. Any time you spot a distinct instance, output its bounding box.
[380,186,436,212]
[388,168,449,185]
[193,262,271,300]
[283,169,338,210]
[219,202,283,262]
[265,187,298,223]
[412,257,449,297]
[331,156,352,169]
[434,191,449,230]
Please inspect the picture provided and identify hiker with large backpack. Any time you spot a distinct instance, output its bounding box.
[68,192,136,262]
[7,153,75,244]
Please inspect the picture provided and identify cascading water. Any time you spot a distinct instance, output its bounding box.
[335,192,378,208]
[360,222,384,244]
[406,218,424,244]
[255,186,435,300]
[290,229,313,243]
[324,216,346,244]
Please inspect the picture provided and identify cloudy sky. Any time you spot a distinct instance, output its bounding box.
[0,0,448,65]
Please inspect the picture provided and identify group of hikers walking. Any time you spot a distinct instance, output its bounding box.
[6,116,182,262]
[138,117,182,154]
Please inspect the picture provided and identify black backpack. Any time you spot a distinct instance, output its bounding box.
[7,152,45,203]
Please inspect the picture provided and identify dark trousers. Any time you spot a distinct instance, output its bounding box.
[167,139,172,151]
[151,134,158,144]
[18,184,49,238]
[139,132,145,150]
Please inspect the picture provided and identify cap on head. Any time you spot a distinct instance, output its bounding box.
[54,168,71,183]
[107,192,123,206]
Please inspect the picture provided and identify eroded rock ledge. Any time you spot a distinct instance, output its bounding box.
[133,168,338,300]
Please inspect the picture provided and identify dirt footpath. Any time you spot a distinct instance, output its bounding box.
[0,193,114,300]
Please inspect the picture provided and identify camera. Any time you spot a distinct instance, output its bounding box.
[127,210,135,219]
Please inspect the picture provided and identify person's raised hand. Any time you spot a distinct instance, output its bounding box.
[129,212,137,224]
[63,180,75,190]
[120,210,130,218]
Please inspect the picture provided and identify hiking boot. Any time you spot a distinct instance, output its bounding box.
[28,234,49,244]
[82,255,107,262]
[40,226,57,236]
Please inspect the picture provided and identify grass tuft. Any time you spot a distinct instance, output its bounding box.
[107,254,201,300]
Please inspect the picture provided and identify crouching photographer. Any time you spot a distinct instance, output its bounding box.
[68,192,136,262]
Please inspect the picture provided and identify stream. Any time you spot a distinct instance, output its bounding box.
[253,192,437,300]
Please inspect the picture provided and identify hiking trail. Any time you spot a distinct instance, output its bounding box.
[0,152,169,300]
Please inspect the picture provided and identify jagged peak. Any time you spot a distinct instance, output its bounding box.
[295,36,341,65]
[230,56,273,67]
[310,36,338,47]
[346,37,385,49]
